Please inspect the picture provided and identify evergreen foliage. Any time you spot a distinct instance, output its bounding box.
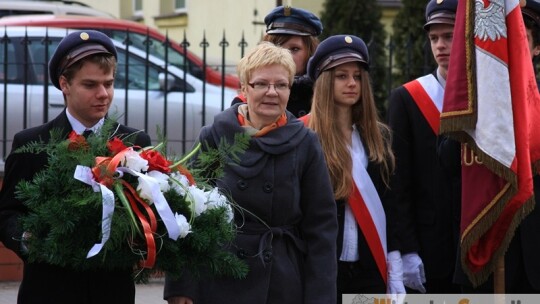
[320,0,388,114]
[15,119,249,283]
[391,0,437,87]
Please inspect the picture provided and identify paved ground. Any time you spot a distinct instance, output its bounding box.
[0,278,167,304]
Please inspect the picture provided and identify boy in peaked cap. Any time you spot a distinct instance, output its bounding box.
[386,0,461,294]
[0,30,150,303]
[231,6,322,118]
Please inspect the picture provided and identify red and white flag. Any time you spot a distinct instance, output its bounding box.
[441,0,540,286]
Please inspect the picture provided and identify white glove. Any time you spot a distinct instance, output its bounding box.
[402,252,426,293]
[387,250,406,304]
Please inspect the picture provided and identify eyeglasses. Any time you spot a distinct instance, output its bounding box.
[247,82,290,92]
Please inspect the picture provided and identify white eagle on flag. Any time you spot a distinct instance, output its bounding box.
[474,0,507,41]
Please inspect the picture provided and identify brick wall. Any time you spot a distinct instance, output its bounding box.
[0,243,23,281]
[0,176,23,281]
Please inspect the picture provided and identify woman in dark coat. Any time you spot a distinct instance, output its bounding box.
[164,42,338,304]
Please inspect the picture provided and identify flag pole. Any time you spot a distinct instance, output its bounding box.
[494,255,505,294]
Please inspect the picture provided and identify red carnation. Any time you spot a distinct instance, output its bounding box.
[67,131,89,151]
[140,150,172,173]
[108,137,128,155]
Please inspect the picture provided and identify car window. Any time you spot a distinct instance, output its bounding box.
[109,31,187,68]
[0,10,53,18]
[29,39,61,84]
[115,49,194,93]
[1,36,61,85]
[115,50,160,90]
[0,41,18,82]
[2,33,194,93]
[107,30,205,81]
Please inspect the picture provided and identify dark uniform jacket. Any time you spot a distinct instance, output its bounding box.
[0,110,151,304]
[386,72,459,286]
[164,103,338,304]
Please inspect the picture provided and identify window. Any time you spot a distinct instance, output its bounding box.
[133,0,142,16]
[174,0,186,12]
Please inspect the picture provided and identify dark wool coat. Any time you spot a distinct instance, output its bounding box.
[386,72,460,290]
[164,104,338,304]
[0,110,151,304]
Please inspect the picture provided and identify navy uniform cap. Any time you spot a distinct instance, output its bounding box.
[307,34,369,81]
[523,0,540,27]
[424,0,458,30]
[49,30,117,89]
[264,6,323,36]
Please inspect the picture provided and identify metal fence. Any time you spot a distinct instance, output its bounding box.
[0,26,435,173]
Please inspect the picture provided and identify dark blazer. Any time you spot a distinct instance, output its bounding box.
[386,73,460,288]
[0,110,151,304]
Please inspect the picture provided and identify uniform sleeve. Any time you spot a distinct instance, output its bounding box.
[0,134,35,259]
[386,87,420,254]
[135,131,152,148]
[299,132,338,304]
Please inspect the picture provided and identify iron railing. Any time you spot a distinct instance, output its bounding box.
[0,26,435,173]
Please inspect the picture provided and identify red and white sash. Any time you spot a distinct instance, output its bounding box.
[403,74,444,134]
[348,129,388,285]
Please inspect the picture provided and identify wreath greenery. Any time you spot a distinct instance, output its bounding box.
[15,119,249,283]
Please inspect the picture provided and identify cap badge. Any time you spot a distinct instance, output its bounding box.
[79,32,90,41]
[284,6,291,16]
[437,0,444,4]
[344,36,353,44]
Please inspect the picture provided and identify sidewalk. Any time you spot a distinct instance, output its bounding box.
[0,278,167,304]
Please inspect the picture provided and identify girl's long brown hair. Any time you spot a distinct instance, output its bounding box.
[308,67,395,200]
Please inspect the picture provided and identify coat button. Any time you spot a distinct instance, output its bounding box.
[263,249,272,263]
[262,182,273,193]
[237,179,248,190]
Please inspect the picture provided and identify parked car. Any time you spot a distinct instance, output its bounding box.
[0,0,114,18]
[0,26,237,173]
[0,14,241,90]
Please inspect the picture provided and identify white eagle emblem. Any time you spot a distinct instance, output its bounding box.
[474,0,507,41]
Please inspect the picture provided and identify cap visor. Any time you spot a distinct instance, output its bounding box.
[266,28,311,36]
[424,10,456,30]
[64,44,112,69]
[324,57,368,71]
